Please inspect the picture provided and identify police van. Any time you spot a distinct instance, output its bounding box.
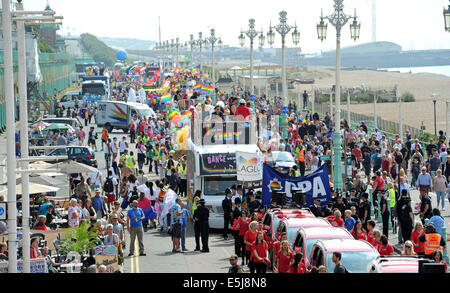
[96,101,156,133]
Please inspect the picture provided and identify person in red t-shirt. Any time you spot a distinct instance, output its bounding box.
[272,232,288,266]
[366,220,377,245]
[371,230,382,251]
[237,210,251,265]
[257,221,270,243]
[353,220,368,241]
[381,155,390,175]
[378,235,394,256]
[251,231,269,273]
[292,252,307,273]
[244,221,258,272]
[410,222,425,256]
[275,240,294,273]
[328,210,345,227]
[234,99,251,120]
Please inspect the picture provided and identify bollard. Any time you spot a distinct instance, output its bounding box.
[387,198,392,230]
[442,226,449,264]
[377,201,382,223]
[368,187,374,217]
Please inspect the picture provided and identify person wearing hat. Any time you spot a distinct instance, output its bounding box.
[359,193,371,231]
[418,223,447,259]
[92,188,108,220]
[247,191,260,215]
[309,198,322,217]
[222,188,233,239]
[334,196,347,216]
[234,98,251,120]
[379,189,390,239]
[194,198,210,252]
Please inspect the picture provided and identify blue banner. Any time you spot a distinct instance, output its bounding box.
[262,164,331,207]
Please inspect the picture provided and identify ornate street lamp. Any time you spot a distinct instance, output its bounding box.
[444,2,450,32]
[317,0,360,191]
[267,11,299,140]
[188,34,196,65]
[197,32,203,70]
[206,28,220,102]
[240,18,263,96]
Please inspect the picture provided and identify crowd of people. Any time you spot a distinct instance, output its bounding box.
[1,61,449,274]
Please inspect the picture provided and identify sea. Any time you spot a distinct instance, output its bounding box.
[380,65,450,77]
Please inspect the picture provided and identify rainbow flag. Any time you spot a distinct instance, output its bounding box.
[201,86,214,94]
[194,83,202,90]
[175,82,181,89]
[177,113,192,128]
[160,92,172,104]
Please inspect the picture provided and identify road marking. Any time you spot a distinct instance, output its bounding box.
[130,248,134,273]
[135,241,140,273]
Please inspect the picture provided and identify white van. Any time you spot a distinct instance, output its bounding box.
[96,101,156,133]
[60,90,81,109]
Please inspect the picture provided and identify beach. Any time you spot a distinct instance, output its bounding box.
[294,66,450,134]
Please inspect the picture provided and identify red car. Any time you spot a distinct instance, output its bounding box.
[275,217,331,246]
[291,226,354,261]
[308,239,379,273]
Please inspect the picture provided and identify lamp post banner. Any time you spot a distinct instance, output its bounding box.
[262,164,331,206]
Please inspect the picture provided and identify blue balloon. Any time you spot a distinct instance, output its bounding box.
[116,50,128,61]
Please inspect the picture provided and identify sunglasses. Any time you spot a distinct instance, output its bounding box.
[405,246,412,248]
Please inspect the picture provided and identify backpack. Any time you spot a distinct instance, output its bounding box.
[400,204,411,222]
[104,177,114,193]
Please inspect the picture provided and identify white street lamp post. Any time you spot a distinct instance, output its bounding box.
[197,32,203,71]
[267,11,300,140]
[10,2,63,273]
[2,0,18,273]
[188,34,196,65]
[240,19,263,97]
[206,29,221,103]
[317,0,360,191]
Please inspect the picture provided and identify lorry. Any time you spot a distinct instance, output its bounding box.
[81,75,111,105]
[96,101,156,133]
[186,117,261,229]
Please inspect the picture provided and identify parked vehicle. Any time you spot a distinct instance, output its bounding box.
[308,239,379,273]
[41,118,82,131]
[47,146,96,165]
[59,90,81,109]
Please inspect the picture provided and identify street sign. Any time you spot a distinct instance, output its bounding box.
[282,107,289,114]
[0,203,5,220]
[320,155,331,161]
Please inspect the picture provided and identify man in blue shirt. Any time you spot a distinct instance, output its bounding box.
[126,200,146,256]
[416,167,432,196]
[428,208,444,235]
[92,189,107,219]
[180,201,189,252]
